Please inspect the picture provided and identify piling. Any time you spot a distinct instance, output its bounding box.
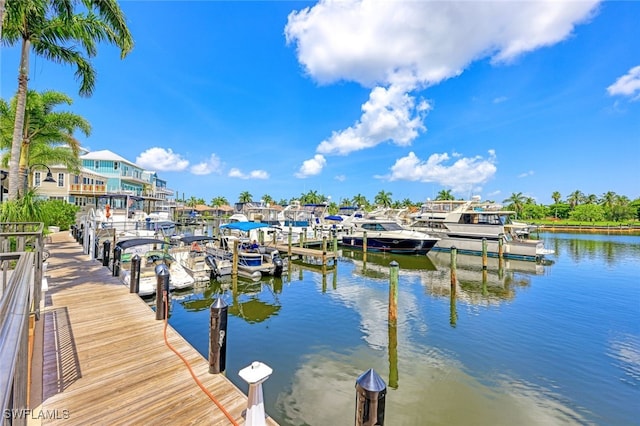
[388,261,399,322]
[482,238,488,270]
[288,229,292,257]
[333,232,338,256]
[322,236,327,266]
[209,298,228,374]
[155,264,170,320]
[232,240,239,276]
[239,361,273,426]
[102,240,111,267]
[112,245,122,277]
[450,246,457,290]
[498,234,504,259]
[355,368,386,426]
[130,254,140,293]
[363,231,368,263]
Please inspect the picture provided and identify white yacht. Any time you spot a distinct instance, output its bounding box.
[406,196,553,261]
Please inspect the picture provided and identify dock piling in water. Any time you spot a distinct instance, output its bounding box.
[130,254,140,293]
[102,240,111,267]
[389,261,399,322]
[155,264,170,320]
[482,238,488,270]
[209,298,228,374]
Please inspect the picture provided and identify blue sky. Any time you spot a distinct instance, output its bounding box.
[1,0,639,205]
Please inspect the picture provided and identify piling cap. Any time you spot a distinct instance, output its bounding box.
[239,361,273,384]
[355,368,386,392]
[155,263,170,276]
[389,261,399,267]
[132,254,140,260]
[211,298,228,309]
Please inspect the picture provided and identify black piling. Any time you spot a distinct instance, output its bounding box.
[355,368,386,426]
[209,298,228,374]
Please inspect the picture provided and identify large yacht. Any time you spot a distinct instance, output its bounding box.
[339,209,439,255]
[405,196,553,261]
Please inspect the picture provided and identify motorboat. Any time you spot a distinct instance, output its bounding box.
[171,235,221,281]
[208,222,287,280]
[406,196,553,261]
[339,210,439,255]
[115,238,195,296]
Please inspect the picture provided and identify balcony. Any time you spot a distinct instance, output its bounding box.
[69,184,107,195]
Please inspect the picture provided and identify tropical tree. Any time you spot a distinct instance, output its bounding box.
[261,194,274,205]
[436,189,454,200]
[351,193,369,209]
[2,0,133,200]
[374,190,392,208]
[0,90,89,194]
[210,196,228,207]
[401,198,414,208]
[503,192,527,219]
[566,190,584,209]
[551,191,562,204]
[239,191,252,203]
[600,191,617,212]
[584,194,598,205]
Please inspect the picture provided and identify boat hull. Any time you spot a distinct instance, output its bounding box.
[340,235,438,255]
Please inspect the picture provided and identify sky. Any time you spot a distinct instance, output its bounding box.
[1,0,639,206]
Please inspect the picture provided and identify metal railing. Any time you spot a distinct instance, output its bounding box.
[0,223,45,423]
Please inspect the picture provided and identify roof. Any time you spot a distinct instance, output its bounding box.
[220,222,272,232]
[179,235,217,244]
[81,149,136,166]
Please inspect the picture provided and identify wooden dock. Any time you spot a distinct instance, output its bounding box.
[272,242,338,262]
[29,232,278,425]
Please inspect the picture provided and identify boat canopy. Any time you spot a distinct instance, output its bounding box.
[116,238,170,249]
[179,235,217,244]
[220,222,272,232]
[324,215,343,221]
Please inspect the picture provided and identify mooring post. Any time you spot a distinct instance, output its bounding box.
[498,234,504,260]
[102,239,111,267]
[322,236,327,266]
[232,239,239,276]
[288,229,292,256]
[155,264,170,320]
[450,246,457,291]
[209,298,228,374]
[482,238,488,270]
[389,261,399,322]
[130,254,141,293]
[299,230,304,248]
[239,361,273,426]
[112,245,122,277]
[363,231,368,263]
[333,231,338,255]
[93,238,99,260]
[258,229,264,245]
[355,368,386,426]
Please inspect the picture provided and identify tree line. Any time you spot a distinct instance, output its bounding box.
[178,189,640,222]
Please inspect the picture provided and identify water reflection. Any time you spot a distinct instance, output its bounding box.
[177,276,281,323]
[548,233,640,265]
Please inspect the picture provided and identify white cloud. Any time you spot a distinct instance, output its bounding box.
[136,147,189,171]
[317,86,429,155]
[384,150,497,194]
[228,168,269,180]
[335,174,346,182]
[518,170,535,178]
[607,65,640,101]
[295,154,327,178]
[493,96,508,104]
[286,0,599,163]
[190,154,223,175]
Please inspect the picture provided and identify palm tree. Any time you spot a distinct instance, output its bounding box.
[374,190,393,208]
[503,192,527,219]
[210,196,228,207]
[584,194,598,205]
[261,194,274,205]
[600,191,617,211]
[352,193,369,209]
[566,190,584,209]
[2,0,133,200]
[436,189,454,200]
[551,191,562,204]
[239,191,252,203]
[0,90,89,194]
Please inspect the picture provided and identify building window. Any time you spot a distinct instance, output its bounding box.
[58,173,64,187]
[114,162,119,170]
[74,175,80,184]
[34,172,41,187]
[94,160,99,169]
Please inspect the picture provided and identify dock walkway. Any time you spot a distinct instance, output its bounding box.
[30,232,277,425]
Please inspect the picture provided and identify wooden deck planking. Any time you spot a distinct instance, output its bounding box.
[30,232,278,425]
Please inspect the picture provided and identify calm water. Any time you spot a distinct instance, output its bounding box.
[163,233,640,425]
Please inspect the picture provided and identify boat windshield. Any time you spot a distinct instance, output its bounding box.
[361,222,405,231]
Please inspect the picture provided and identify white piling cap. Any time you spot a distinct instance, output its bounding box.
[239,361,273,384]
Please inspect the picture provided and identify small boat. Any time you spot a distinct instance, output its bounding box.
[211,222,287,280]
[171,235,221,281]
[115,238,195,296]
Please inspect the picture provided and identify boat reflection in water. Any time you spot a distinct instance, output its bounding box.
[177,276,281,324]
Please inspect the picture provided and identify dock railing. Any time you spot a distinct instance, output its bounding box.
[0,222,45,423]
